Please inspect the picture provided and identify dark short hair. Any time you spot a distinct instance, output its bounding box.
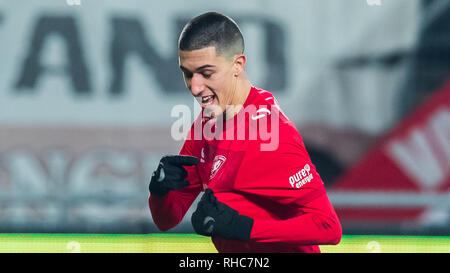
[178,12,244,59]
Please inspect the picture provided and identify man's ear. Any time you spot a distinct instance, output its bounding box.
[233,54,246,77]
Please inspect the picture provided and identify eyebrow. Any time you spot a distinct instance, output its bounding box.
[179,64,216,73]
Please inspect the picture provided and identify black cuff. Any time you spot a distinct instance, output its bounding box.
[231,215,254,241]
[149,179,169,197]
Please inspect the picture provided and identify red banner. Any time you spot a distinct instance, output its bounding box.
[330,80,450,228]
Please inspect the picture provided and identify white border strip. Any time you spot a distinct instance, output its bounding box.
[328,192,450,208]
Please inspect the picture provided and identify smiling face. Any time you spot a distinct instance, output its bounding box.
[179,46,241,118]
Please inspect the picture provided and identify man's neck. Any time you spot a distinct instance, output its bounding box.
[225,79,252,120]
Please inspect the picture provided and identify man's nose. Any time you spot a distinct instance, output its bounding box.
[190,73,205,96]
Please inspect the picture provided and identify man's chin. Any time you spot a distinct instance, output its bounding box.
[202,104,223,118]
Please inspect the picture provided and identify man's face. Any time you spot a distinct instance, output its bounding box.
[179,46,238,118]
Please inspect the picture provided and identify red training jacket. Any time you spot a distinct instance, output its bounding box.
[149,86,342,253]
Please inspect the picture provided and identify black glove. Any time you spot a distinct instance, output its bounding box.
[149,155,199,196]
[191,189,254,241]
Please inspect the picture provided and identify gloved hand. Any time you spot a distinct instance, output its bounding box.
[149,155,199,196]
[191,189,254,241]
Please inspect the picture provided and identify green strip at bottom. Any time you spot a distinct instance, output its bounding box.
[0,233,448,253]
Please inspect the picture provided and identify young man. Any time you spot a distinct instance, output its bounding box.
[148,12,341,253]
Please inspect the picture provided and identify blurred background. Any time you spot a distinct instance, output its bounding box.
[0,0,448,241]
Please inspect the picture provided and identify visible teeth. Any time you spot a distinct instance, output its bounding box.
[202,95,214,104]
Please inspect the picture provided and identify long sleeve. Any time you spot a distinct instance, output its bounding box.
[149,138,202,231]
[231,123,342,246]
[250,193,342,245]
[149,183,201,231]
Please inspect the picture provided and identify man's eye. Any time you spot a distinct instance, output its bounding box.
[184,72,193,79]
[202,73,212,79]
